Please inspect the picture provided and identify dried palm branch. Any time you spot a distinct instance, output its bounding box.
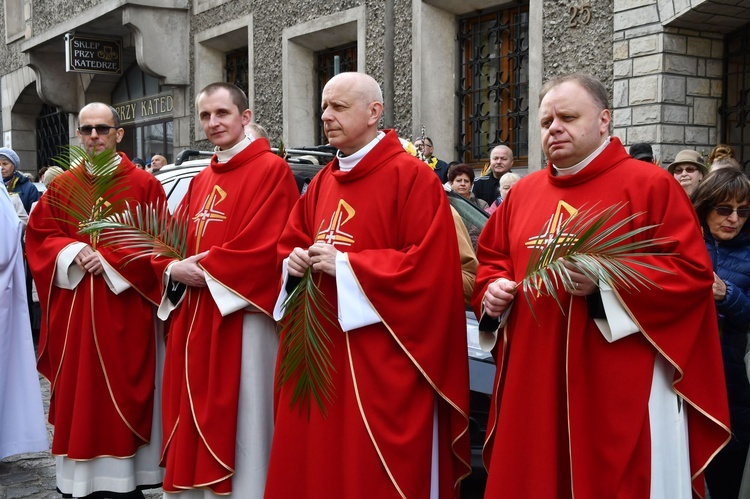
[520,201,676,321]
[277,268,338,419]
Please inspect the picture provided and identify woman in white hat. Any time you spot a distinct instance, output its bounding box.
[667,149,709,196]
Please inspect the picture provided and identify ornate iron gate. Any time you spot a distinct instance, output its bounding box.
[36,104,69,172]
[723,25,750,174]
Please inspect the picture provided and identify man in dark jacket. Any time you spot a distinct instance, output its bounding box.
[1,147,38,213]
[472,144,514,205]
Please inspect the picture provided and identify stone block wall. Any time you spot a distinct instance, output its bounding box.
[613,0,723,165]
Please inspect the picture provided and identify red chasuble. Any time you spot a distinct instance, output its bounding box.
[265,130,471,498]
[472,137,730,499]
[26,154,166,458]
[154,138,298,494]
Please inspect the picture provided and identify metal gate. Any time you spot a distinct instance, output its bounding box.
[723,24,750,174]
[36,104,69,172]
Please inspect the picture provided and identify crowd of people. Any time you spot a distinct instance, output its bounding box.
[0,70,748,499]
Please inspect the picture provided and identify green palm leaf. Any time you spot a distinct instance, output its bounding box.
[78,202,189,264]
[277,268,338,419]
[44,144,186,262]
[520,202,676,321]
[45,145,130,246]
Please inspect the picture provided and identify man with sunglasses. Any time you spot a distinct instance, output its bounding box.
[27,102,166,498]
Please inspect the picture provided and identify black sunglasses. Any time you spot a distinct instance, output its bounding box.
[713,206,750,218]
[78,125,117,136]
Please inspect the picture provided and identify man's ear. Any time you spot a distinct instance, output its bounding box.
[368,102,383,127]
[599,109,611,135]
[242,109,253,127]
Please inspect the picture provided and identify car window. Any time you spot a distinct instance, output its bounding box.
[165,176,193,212]
[446,191,489,251]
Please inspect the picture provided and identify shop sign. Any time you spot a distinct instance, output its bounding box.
[114,94,174,125]
[65,33,122,75]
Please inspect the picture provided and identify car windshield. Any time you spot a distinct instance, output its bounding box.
[445,188,489,251]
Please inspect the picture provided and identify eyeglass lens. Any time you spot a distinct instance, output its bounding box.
[673,166,697,174]
[714,206,750,218]
[79,125,115,135]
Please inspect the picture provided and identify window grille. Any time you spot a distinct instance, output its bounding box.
[458,5,529,168]
[226,48,249,94]
[36,104,69,171]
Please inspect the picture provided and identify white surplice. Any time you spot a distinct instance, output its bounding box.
[0,185,48,459]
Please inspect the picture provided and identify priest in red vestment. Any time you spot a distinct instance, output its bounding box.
[26,103,166,498]
[265,72,471,499]
[153,82,299,497]
[474,74,730,499]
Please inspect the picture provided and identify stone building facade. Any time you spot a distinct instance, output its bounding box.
[1,0,748,176]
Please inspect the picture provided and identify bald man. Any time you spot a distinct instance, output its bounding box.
[472,144,514,205]
[149,154,167,173]
[265,72,470,498]
[27,102,166,497]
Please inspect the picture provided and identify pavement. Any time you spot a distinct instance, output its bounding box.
[0,375,162,499]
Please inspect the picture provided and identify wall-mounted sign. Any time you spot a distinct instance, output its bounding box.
[114,94,174,126]
[65,33,122,75]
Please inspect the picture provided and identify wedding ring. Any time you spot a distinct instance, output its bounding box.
[575,282,579,290]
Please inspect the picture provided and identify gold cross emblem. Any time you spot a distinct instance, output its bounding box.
[316,199,356,247]
[525,200,579,250]
[193,185,227,250]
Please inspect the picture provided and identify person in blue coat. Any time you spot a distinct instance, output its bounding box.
[0,147,38,213]
[692,167,750,499]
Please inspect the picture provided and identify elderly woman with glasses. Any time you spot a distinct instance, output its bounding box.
[691,168,750,499]
[668,149,709,196]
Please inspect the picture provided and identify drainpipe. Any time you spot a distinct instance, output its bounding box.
[383,0,395,128]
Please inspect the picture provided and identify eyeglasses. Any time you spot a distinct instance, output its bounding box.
[78,125,117,136]
[673,166,698,175]
[712,206,750,218]
[415,143,432,148]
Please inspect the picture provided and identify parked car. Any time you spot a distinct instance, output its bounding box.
[156,148,494,497]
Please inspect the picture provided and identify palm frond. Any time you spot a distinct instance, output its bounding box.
[78,202,189,265]
[45,145,130,245]
[277,268,338,419]
[520,202,676,321]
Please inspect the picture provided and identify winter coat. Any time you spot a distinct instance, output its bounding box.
[3,170,39,213]
[704,223,750,450]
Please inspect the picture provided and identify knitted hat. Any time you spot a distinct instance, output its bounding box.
[667,150,708,176]
[0,147,20,171]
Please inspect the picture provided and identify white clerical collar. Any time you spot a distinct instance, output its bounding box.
[337,132,386,172]
[214,135,254,163]
[553,136,611,176]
